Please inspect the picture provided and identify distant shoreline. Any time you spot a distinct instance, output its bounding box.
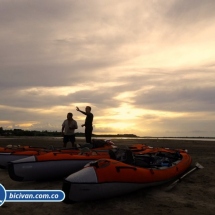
[0,136,215,141]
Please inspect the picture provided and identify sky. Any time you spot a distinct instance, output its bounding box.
[0,0,215,137]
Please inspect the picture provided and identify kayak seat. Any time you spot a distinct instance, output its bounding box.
[134,154,154,167]
[92,139,106,148]
[108,149,134,164]
[123,150,134,165]
[108,149,117,160]
[134,158,150,167]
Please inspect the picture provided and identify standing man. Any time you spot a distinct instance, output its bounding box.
[62,112,78,148]
[76,106,93,143]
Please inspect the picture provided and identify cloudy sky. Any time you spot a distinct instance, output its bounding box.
[1,0,215,137]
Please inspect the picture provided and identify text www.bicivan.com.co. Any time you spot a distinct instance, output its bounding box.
[8,192,59,200]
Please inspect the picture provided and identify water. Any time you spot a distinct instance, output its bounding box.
[0,136,215,141]
[53,136,215,141]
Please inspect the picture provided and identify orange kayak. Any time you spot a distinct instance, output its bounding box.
[1,140,150,168]
[0,139,117,168]
[62,147,192,203]
[0,148,81,168]
[0,145,47,153]
[8,150,110,181]
[7,144,152,181]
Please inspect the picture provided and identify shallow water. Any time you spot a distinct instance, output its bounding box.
[1,136,215,141]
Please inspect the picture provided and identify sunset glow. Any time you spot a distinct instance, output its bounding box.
[1,0,215,136]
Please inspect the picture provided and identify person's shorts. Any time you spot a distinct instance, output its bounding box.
[63,135,76,143]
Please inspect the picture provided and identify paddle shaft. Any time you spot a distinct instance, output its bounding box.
[166,163,203,190]
[178,166,198,181]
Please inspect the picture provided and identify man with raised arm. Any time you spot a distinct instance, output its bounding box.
[76,106,93,144]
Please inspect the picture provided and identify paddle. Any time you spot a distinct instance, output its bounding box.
[166,162,204,191]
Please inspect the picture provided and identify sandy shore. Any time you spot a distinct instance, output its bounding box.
[0,137,215,215]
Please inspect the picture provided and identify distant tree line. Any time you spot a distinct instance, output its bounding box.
[0,127,138,137]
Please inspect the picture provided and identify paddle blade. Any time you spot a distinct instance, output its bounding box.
[196,162,204,169]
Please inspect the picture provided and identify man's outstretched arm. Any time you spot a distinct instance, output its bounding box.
[76,107,87,115]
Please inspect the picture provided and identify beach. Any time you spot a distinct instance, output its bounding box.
[0,137,215,215]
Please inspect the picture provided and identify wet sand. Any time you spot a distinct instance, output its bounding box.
[0,137,215,215]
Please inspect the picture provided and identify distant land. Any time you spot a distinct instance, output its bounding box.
[0,127,214,139]
[0,127,138,138]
